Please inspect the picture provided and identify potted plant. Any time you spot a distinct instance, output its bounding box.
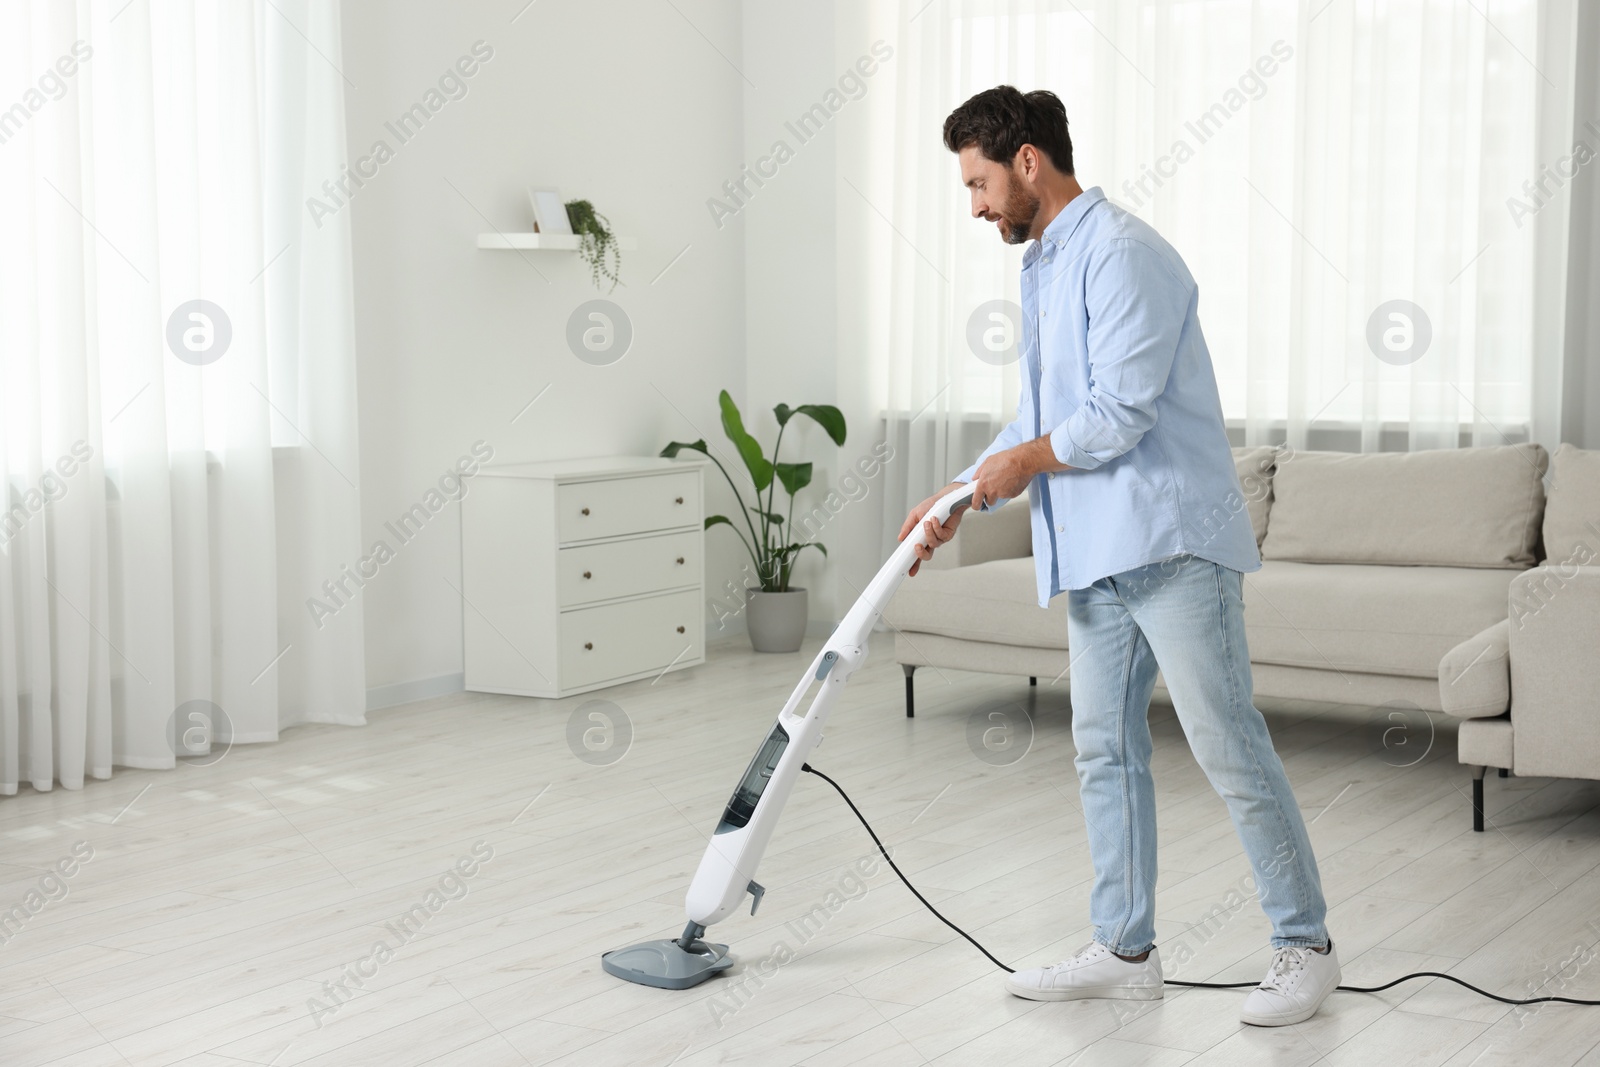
[564,199,621,292]
[661,390,846,652]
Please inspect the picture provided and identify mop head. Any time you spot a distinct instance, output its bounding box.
[601,935,733,990]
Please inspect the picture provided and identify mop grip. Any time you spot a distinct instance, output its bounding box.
[921,486,975,531]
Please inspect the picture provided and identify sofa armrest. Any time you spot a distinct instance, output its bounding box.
[1439,620,1510,719]
[928,495,1032,570]
[1505,566,1600,780]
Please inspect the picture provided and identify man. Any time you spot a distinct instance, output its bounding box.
[900,86,1338,1027]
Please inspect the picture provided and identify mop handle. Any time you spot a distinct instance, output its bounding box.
[822,485,976,651]
[919,485,977,532]
[885,483,976,576]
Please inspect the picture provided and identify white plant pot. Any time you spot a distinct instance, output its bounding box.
[745,588,808,653]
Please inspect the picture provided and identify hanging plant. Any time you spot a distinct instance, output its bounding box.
[564,199,621,293]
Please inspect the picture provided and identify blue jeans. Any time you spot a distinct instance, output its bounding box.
[1066,553,1329,956]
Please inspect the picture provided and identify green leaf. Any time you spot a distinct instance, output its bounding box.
[718,390,773,491]
[780,541,827,558]
[792,404,846,446]
[704,514,735,531]
[748,508,785,525]
[774,461,813,496]
[773,403,794,426]
[660,439,708,459]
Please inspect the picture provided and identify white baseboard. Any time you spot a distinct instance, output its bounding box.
[365,622,843,709]
[706,616,839,642]
[367,672,465,711]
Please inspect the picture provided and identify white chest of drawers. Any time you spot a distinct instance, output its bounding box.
[461,456,706,698]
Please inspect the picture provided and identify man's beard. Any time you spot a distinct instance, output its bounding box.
[999,181,1041,245]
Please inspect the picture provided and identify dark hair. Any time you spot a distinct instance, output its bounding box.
[943,86,1073,175]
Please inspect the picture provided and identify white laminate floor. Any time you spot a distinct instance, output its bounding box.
[4,634,1600,1066]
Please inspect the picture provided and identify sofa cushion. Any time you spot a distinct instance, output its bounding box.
[1231,445,1277,547]
[885,557,1067,650]
[1261,443,1547,568]
[933,495,1031,569]
[1458,716,1514,770]
[1242,561,1519,678]
[1437,620,1511,719]
[1542,444,1600,566]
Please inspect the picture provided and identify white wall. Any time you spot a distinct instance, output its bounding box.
[340,0,749,699]
[739,3,838,621]
[740,1,901,629]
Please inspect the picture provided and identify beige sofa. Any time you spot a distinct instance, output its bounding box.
[1437,444,1600,829]
[885,442,1600,830]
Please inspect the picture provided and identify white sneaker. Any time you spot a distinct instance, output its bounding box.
[1240,939,1341,1026]
[1005,940,1164,1002]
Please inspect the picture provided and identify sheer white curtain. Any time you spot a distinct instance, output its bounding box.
[851,0,1578,531]
[0,0,366,793]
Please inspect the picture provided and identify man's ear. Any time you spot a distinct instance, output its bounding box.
[1015,144,1039,184]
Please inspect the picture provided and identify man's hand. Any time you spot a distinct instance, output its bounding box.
[898,482,970,577]
[971,437,1067,510]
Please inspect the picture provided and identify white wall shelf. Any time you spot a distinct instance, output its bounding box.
[476,233,638,251]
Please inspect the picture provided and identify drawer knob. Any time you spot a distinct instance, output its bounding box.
[581,507,590,516]
[676,557,685,565]
[676,625,686,634]
[583,642,593,651]
[675,496,684,505]
[582,570,592,579]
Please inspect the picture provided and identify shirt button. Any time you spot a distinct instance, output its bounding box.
[1057,524,1065,532]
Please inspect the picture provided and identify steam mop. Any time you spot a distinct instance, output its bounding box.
[601,485,1600,1015]
[601,485,975,989]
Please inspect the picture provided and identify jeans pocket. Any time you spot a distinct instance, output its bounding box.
[1216,564,1246,611]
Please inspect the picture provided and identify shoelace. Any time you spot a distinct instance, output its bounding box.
[1046,941,1110,974]
[1259,946,1311,992]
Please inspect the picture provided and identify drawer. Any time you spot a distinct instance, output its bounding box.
[560,590,703,690]
[559,530,702,607]
[557,472,700,543]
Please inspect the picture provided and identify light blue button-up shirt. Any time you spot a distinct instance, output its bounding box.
[956,186,1261,605]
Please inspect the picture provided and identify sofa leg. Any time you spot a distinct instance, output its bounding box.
[1470,765,1486,832]
[1029,676,1037,687]
[902,664,916,718]
[1498,767,1509,778]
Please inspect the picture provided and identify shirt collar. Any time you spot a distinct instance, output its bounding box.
[1024,185,1105,265]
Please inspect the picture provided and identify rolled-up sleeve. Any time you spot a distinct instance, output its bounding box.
[956,411,1027,486]
[1048,238,1191,471]
[955,410,1031,511]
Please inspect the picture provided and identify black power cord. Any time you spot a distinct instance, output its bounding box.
[801,763,1600,1006]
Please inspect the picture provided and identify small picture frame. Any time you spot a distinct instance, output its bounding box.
[528,186,572,235]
